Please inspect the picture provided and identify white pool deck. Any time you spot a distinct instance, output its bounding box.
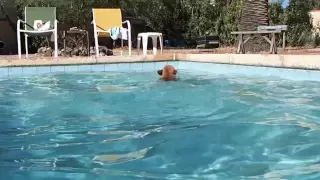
[0,53,320,70]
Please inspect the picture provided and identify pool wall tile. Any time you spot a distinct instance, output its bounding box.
[8,67,23,77]
[0,68,8,78]
[142,62,155,71]
[65,65,78,72]
[178,61,320,81]
[92,64,105,72]
[0,62,179,78]
[117,63,130,72]
[22,67,37,76]
[50,66,65,73]
[78,65,92,72]
[129,63,143,72]
[105,64,118,72]
[37,66,51,74]
[154,62,168,70]
[307,71,320,82]
[2,61,320,82]
[167,61,179,69]
[277,68,311,81]
[179,61,212,73]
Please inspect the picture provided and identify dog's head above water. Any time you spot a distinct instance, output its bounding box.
[157,65,177,81]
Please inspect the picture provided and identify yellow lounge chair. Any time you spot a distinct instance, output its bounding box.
[92,8,132,57]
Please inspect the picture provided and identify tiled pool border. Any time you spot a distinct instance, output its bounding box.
[179,61,320,81]
[1,53,320,70]
[182,54,320,70]
[1,60,320,82]
[1,53,320,81]
[0,53,320,70]
[0,61,178,78]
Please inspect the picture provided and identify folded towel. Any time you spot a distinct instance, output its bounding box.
[39,21,51,31]
[108,27,128,40]
[120,28,128,40]
[109,27,120,40]
[33,20,51,31]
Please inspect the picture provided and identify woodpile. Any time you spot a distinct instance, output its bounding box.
[36,46,57,57]
[89,46,113,56]
[61,46,88,57]
[61,28,90,57]
[35,27,114,57]
[36,45,113,57]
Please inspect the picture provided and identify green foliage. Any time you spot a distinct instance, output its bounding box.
[121,0,187,37]
[269,0,285,25]
[184,0,222,40]
[286,0,313,46]
[268,0,286,46]
[218,0,242,45]
[13,0,320,48]
[309,0,320,9]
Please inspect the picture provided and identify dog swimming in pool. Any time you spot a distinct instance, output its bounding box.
[157,65,177,81]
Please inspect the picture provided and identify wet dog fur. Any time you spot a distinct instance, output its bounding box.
[157,65,177,81]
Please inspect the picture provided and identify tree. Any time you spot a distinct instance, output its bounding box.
[121,0,222,45]
[269,0,285,25]
[121,0,187,38]
[268,0,286,46]
[309,0,320,9]
[286,0,313,46]
[239,0,269,52]
[184,0,222,39]
[13,0,316,50]
[217,0,242,45]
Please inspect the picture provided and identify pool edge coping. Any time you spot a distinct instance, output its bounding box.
[1,53,320,71]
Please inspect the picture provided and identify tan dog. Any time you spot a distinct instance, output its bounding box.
[157,65,177,81]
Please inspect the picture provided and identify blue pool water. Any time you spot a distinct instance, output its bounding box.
[1,69,320,179]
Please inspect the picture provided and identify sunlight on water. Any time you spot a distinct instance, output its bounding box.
[0,70,320,179]
[93,147,152,165]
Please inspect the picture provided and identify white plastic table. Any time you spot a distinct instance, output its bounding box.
[137,32,163,55]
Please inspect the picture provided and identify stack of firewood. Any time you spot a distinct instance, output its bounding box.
[36,46,57,57]
[89,46,113,56]
[61,46,88,57]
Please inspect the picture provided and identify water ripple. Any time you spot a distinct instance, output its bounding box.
[1,71,320,179]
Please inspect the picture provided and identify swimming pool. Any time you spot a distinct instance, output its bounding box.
[1,64,320,179]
